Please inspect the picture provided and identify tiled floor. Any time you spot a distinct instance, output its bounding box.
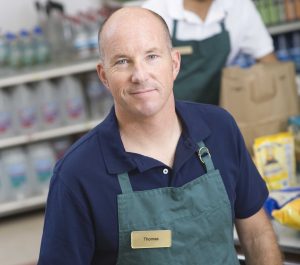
[0,211,44,265]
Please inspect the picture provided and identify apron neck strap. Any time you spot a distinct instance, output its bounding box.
[197,141,215,172]
[117,172,133,194]
[172,20,179,39]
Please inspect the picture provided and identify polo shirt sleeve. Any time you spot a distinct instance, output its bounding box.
[231,118,269,219]
[38,171,95,265]
[236,0,274,59]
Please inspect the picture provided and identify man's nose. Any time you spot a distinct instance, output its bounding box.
[131,62,148,83]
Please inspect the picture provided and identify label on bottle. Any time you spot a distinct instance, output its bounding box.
[18,107,37,128]
[7,164,27,188]
[42,101,59,124]
[67,98,84,119]
[0,111,11,133]
[34,159,53,182]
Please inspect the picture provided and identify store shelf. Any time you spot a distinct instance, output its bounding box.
[0,195,47,218]
[268,21,300,35]
[0,119,101,149]
[0,59,99,88]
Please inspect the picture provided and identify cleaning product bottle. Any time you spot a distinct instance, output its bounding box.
[36,80,62,130]
[59,75,87,125]
[28,142,56,195]
[32,26,50,64]
[86,72,113,119]
[13,84,40,134]
[2,147,32,200]
[0,89,14,139]
[19,29,35,67]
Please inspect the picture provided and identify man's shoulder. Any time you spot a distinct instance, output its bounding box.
[177,100,234,123]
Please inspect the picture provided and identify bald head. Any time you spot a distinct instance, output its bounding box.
[98,7,172,61]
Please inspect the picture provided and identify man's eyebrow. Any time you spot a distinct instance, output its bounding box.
[111,54,128,61]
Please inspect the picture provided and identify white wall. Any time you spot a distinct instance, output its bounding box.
[0,0,102,33]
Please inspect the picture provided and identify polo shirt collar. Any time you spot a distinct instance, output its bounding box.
[98,101,211,175]
[167,0,230,25]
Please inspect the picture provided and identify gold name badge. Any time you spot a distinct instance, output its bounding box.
[131,230,172,249]
[175,45,193,55]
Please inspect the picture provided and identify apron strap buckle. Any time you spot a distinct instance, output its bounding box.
[198,146,211,164]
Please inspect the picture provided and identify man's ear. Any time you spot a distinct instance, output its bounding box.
[96,63,110,90]
[171,49,181,80]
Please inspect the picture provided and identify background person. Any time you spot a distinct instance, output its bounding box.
[142,0,277,104]
[38,7,282,265]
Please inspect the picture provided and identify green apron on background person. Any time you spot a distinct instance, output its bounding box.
[116,141,239,265]
[172,19,230,105]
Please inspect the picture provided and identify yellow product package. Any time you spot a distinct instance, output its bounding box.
[253,132,296,190]
[272,198,300,230]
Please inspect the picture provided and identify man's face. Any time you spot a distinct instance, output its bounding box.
[97,11,180,119]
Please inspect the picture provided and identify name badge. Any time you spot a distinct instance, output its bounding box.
[175,45,193,55]
[131,230,172,249]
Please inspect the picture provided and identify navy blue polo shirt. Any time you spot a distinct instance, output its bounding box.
[38,101,268,265]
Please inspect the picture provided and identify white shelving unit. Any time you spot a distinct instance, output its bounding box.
[0,119,101,149]
[0,59,98,88]
[0,59,104,217]
[268,21,300,35]
[0,195,47,218]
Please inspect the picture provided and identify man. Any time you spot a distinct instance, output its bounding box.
[143,0,277,104]
[38,7,282,265]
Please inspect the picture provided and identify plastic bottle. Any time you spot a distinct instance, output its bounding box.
[19,29,35,67]
[0,31,8,72]
[6,32,22,69]
[72,16,91,60]
[35,1,48,35]
[59,76,87,124]
[13,84,40,134]
[291,32,300,73]
[46,1,67,62]
[0,89,14,139]
[2,147,32,201]
[276,34,291,61]
[28,142,56,195]
[81,12,99,57]
[0,158,10,202]
[51,136,72,159]
[36,80,62,130]
[32,26,50,64]
[86,72,113,119]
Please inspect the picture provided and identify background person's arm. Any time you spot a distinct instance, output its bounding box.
[235,207,283,265]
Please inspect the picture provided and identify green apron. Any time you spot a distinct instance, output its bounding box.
[116,141,239,264]
[172,20,230,104]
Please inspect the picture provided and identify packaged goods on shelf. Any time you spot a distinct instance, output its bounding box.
[0,89,14,139]
[253,132,297,190]
[51,136,72,160]
[0,159,9,203]
[265,187,300,230]
[12,84,40,134]
[86,72,113,119]
[1,147,32,201]
[36,80,62,130]
[288,116,300,172]
[28,142,56,196]
[58,75,87,125]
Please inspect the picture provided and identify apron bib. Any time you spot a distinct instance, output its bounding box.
[116,141,239,265]
[172,20,230,104]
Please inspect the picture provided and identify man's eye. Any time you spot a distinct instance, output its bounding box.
[148,54,158,60]
[116,59,128,65]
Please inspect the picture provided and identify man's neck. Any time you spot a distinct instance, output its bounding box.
[117,105,182,167]
[183,0,214,21]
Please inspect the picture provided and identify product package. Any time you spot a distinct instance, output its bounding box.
[220,62,299,152]
[265,188,300,230]
[253,132,296,190]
